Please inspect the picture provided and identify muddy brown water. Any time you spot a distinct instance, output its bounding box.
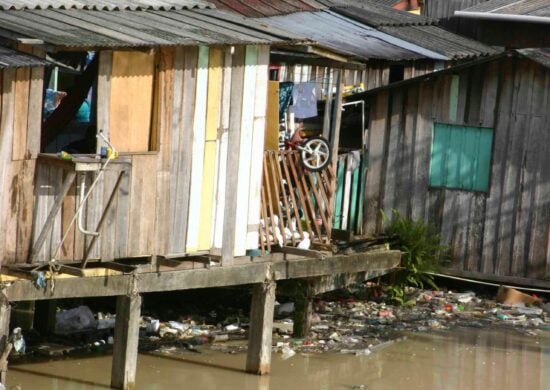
[7,327,550,389]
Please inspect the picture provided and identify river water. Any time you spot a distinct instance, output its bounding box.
[7,327,550,389]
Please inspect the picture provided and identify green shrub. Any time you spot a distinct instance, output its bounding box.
[382,210,448,304]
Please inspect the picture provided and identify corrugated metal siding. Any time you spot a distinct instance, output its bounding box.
[0,46,49,67]
[0,9,300,47]
[0,0,213,11]
[364,55,550,279]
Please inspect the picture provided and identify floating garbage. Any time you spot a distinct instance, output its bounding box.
[12,327,25,354]
[281,346,296,360]
[55,306,97,334]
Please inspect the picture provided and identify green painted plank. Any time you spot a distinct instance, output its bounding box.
[348,157,360,234]
[474,127,493,192]
[356,151,367,234]
[333,155,346,229]
[430,123,493,192]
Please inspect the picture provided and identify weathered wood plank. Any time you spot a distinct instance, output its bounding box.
[234,46,258,256]
[153,47,175,256]
[213,49,232,250]
[186,46,210,253]
[246,45,269,250]
[221,45,246,264]
[171,46,198,254]
[364,90,388,235]
[0,69,15,265]
[109,50,155,153]
[96,50,112,153]
[26,52,44,158]
[198,48,223,251]
[29,170,76,264]
[12,67,30,161]
[412,82,433,223]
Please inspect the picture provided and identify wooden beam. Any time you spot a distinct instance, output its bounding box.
[29,171,77,263]
[97,262,137,274]
[246,280,276,375]
[111,293,141,390]
[5,251,402,301]
[330,69,344,169]
[274,246,327,259]
[0,294,11,385]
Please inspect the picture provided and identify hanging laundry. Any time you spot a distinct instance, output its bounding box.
[279,82,294,121]
[291,82,318,119]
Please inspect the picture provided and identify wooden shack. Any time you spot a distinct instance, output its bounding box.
[357,49,550,282]
[0,3,306,268]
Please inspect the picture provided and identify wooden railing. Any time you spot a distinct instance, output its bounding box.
[259,150,335,253]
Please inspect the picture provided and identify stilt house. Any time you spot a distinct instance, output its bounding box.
[355,49,550,283]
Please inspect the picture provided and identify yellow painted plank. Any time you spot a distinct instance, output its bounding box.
[198,48,223,251]
[109,51,155,153]
[265,80,280,151]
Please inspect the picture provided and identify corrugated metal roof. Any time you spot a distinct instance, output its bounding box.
[0,46,50,68]
[0,9,302,48]
[332,4,436,26]
[252,10,449,60]
[422,0,487,20]
[457,0,550,17]
[0,0,213,11]
[378,25,499,59]
[517,48,550,68]
[326,5,496,59]
[208,0,326,17]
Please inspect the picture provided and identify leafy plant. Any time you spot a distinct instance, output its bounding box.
[382,210,448,304]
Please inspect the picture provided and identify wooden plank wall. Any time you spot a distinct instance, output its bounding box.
[28,44,271,264]
[364,56,550,279]
[0,63,44,266]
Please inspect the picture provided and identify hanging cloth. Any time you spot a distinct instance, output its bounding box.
[291,82,318,119]
[279,81,294,121]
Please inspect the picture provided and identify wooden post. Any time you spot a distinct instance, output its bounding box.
[111,293,141,390]
[293,283,314,339]
[330,69,344,169]
[0,294,11,385]
[246,280,276,375]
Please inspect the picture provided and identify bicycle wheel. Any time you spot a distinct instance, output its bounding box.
[300,136,331,172]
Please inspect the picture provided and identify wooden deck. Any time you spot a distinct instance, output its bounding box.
[1,250,401,302]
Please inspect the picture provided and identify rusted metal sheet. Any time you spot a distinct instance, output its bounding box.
[209,0,326,17]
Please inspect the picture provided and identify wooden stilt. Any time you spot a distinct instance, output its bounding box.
[0,294,11,385]
[293,283,314,339]
[246,280,276,375]
[111,293,141,390]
